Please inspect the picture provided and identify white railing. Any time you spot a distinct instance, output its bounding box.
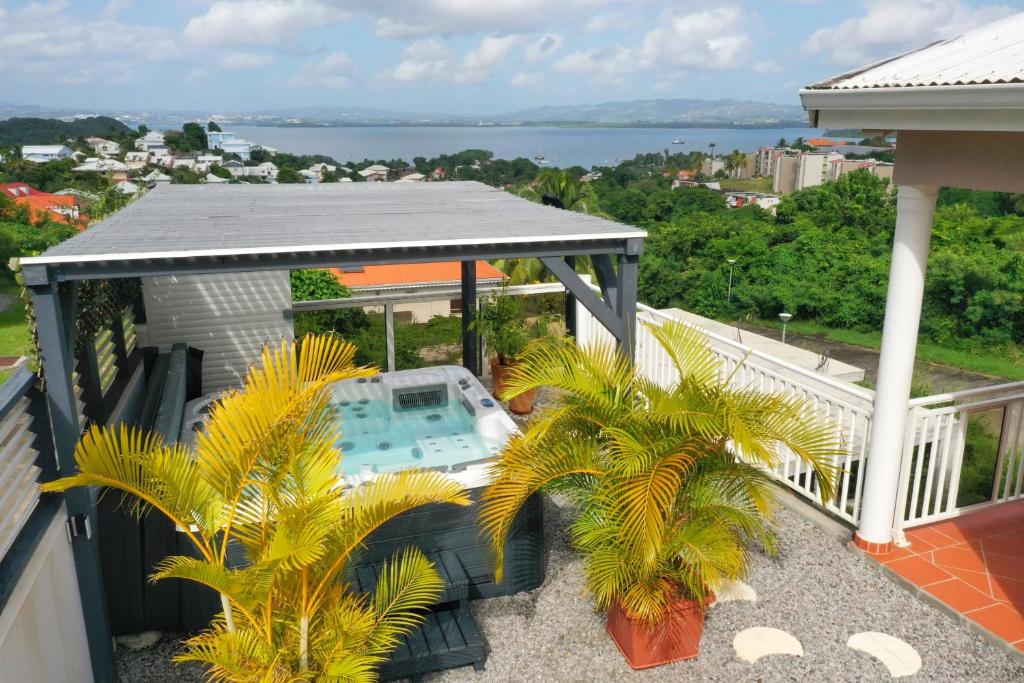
[577,298,875,525]
[895,381,1024,532]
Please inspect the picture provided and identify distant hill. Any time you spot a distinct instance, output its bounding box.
[494,99,807,127]
[0,116,132,146]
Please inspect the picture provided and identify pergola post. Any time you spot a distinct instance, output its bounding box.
[461,260,478,375]
[384,302,396,372]
[616,253,639,359]
[563,256,577,339]
[856,185,939,551]
[27,277,118,683]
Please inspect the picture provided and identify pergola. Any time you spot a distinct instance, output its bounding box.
[20,181,645,679]
[800,11,1024,553]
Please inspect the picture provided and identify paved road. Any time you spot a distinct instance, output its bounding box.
[738,323,1003,394]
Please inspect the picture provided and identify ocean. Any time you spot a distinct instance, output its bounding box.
[229,125,825,169]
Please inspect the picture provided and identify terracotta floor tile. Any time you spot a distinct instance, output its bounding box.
[985,553,1024,582]
[873,545,917,563]
[981,534,1024,558]
[932,545,989,574]
[887,555,953,587]
[947,567,994,596]
[990,576,1024,606]
[907,526,959,550]
[966,604,1024,644]
[923,578,998,613]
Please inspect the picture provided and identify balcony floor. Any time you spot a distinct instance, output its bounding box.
[866,500,1024,652]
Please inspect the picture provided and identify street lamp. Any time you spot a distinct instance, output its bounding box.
[779,312,792,344]
[727,258,737,302]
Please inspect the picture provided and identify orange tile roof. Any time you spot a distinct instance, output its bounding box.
[332,260,506,288]
[0,183,79,225]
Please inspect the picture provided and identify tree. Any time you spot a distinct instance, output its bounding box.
[277,168,305,184]
[182,122,208,151]
[481,322,840,628]
[207,120,222,132]
[708,142,716,157]
[724,149,747,178]
[44,335,471,680]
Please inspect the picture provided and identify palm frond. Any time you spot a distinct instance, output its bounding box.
[366,548,444,655]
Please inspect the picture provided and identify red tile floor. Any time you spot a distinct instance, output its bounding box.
[864,500,1024,650]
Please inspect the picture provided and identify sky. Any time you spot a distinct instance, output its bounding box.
[0,0,1019,115]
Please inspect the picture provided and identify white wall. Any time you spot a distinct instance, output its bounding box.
[141,271,293,393]
[0,504,93,683]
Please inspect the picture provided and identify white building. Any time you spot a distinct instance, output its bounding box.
[298,169,320,184]
[225,161,278,181]
[700,158,727,177]
[771,154,799,194]
[142,170,171,184]
[308,162,337,177]
[795,152,845,191]
[115,180,140,195]
[85,137,120,156]
[205,173,231,184]
[135,131,166,152]
[124,151,149,170]
[20,145,72,163]
[397,172,425,182]
[358,164,390,182]
[726,192,781,214]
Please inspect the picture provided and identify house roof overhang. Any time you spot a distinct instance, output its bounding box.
[21,181,646,284]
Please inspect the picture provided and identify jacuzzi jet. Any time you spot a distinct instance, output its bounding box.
[377,441,392,451]
[339,441,355,451]
[426,413,442,422]
[371,377,382,383]
[339,400,351,407]
[358,398,369,405]
[357,413,368,419]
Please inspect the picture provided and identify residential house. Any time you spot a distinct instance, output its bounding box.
[205,130,236,148]
[359,164,390,182]
[134,131,166,153]
[204,173,230,184]
[196,155,224,173]
[298,169,320,184]
[725,191,781,214]
[142,170,171,184]
[430,166,447,181]
[20,145,72,163]
[224,161,278,181]
[308,163,337,177]
[73,158,130,183]
[397,172,425,182]
[795,151,845,191]
[220,138,252,161]
[172,157,197,172]
[85,137,120,156]
[53,188,100,210]
[0,183,80,224]
[771,154,799,194]
[332,261,506,323]
[124,151,149,170]
[115,180,140,195]
[671,179,721,190]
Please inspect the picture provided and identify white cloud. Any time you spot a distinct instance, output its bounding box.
[364,0,607,38]
[511,71,543,87]
[382,33,521,84]
[804,0,1015,65]
[220,52,275,69]
[384,40,452,82]
[555,7,751,80]
[584,12,630,33]
[102,0,133,19]
[184,0,347,46]
[752,59,781,74]
[291,51,357,88]
[455,34,522,83]
[524,33,563,63]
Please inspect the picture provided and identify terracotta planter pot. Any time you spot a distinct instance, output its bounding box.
[606,598,706,670]
[489,357,539,415]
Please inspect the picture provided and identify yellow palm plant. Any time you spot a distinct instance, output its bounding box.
[480,321,843,627]
[43,334,471,681]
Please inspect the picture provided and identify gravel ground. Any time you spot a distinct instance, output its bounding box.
[118,386,1024,681]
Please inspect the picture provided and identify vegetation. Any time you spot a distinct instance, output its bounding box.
[481,322,842,625]
[0,116,131,146]
[43,335,471,681]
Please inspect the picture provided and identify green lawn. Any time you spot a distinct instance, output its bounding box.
[751,318,1024,381]
[0,283,31,359]
[718,177,773,193]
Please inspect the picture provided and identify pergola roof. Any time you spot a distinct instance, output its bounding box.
[22,182,645,281]
[799,12,1024,132]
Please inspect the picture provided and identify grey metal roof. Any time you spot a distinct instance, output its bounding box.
[806,12,1024,90]
[26,182,644,268]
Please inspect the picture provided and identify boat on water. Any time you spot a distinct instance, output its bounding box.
[671,138,685,145]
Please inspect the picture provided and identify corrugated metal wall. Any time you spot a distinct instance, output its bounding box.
[141,271,293,393]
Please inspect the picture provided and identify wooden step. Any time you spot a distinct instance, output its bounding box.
[351,549,470,606]
[378,604,486,682]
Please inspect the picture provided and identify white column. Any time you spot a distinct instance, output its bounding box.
[384,302,395,373]
[857,185,939,546]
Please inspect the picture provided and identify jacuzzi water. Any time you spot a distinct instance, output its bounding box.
[328,365,518,487]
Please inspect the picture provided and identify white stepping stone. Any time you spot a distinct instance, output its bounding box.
[733,627,804,663]
[712,579,757,605]
[847,632,922,678]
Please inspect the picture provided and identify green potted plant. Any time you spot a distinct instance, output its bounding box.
[44,335,471,681]
[476,289,552,414]
[479,321,842,669]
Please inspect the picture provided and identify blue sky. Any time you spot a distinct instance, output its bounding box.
[0,0,1018,114]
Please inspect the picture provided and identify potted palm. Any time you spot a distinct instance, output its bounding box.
[476,289,552,415]
[43,335,471,681]
[480,322,842,669]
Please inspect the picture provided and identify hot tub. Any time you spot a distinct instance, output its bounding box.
[330,365,517,488]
